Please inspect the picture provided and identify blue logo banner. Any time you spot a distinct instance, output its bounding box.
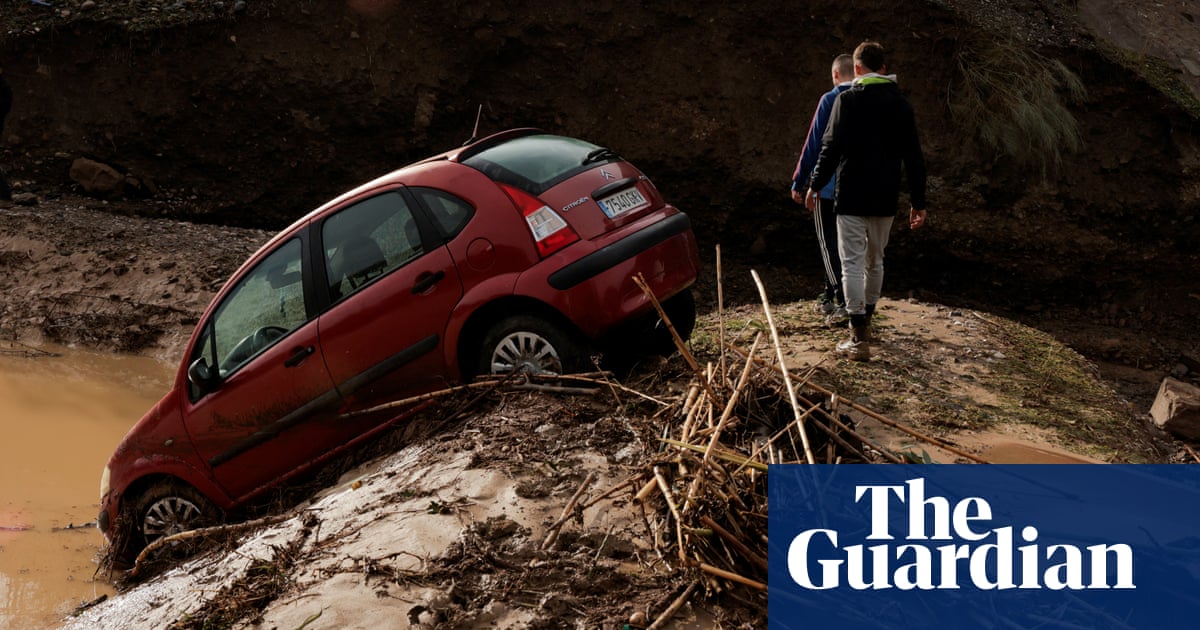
[768,465,1200,629]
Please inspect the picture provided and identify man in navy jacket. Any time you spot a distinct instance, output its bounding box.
[806,40,928,361]
[791,53,854,323]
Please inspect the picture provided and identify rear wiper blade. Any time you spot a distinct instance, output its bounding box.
[582,147,621,165]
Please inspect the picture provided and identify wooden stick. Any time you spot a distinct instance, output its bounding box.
[680,384,701,442]
[660,438,768,472]
[529,373,669,406]
[699,562,767,591]
[339,379,503,418]
[805,381,990,463]
[700,515,768,572]
[1185,444,1200,465]
[634,477,659,503]
[716,244,727,383]
[727,342,990,464]
[508,383,596,395]
[653,466,688,564]
[131,514,291,576]
[540,471,598,551]
[581,475,642,510]
[683,334,762,511]
[813,401,905,464]
[632,273,720,409]
[750,270,815,464]
[646,580,700,630]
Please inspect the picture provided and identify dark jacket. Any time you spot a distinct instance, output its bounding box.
[809,76,926,216]
[791,82,852,200]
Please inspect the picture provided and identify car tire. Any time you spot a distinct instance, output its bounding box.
[132,480,220,552]
[651,289,696,356]
[478,315,587,376]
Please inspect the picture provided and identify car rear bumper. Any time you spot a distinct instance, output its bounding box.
[521,209,700,339]
[547,212,693,290]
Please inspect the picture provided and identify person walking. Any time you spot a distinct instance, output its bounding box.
[790,53,854,324]
[0,64,12,202]
[806,40,928,361]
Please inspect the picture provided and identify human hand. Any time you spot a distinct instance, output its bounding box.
[804,189,819,212]
[909,208,927,230]
[790,188,805,205]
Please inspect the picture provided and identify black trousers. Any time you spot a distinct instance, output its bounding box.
[814,197,843,302]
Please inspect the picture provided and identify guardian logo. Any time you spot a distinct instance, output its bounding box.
[768,466,1200,629]
[788,478,1134,591]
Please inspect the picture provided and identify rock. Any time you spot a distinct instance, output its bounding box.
[1181,57,1200,77]
[1149,377,1200,440]
[534,423,561,437]
[12,192,38,206]
[69,158,125,198]
[614,443,642,463]
[1181,351,1200,374]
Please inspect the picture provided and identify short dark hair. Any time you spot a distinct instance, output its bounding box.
[854,41,886,73]
[832,54,854,78]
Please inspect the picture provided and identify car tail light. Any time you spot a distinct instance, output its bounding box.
[498,182,580,258]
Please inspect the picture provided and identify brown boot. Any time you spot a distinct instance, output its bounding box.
[836,325,870,361]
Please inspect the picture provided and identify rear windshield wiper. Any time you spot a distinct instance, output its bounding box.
[582,147,621,165]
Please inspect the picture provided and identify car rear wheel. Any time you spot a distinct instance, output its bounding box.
[652,289,696,356]
[478,315,586,376]
[133,480,220,551]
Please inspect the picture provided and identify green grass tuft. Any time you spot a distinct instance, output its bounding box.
[952,37,1087,177]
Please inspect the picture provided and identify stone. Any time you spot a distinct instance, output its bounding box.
[1149,377,1200,440]
[1180,57,1200,78]
[69,157,125,198]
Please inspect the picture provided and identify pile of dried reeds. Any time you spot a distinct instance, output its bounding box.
[625,264,989,626]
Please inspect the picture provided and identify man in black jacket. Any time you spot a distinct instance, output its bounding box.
[0,64,12,201]
[806,40,928,361]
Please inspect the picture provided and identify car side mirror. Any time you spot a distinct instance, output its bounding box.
[187,357,218,392]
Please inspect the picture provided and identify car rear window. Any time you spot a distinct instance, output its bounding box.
[461,134,610,195]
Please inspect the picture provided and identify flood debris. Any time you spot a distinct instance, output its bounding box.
[79,267,1163,629]
[0,340,58,357]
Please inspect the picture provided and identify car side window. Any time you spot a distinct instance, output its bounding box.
[412,187,474,238]
[323,192,423,302]
[190,238,308,386]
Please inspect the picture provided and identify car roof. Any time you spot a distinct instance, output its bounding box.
[230,128,549,281]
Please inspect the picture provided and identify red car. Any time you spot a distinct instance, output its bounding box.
[98,129,700,558]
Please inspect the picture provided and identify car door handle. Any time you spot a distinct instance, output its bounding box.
[411,270,445,294]
[284,345,315,368]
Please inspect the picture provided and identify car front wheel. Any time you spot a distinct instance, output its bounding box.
[478,315,586,376]
[133,480,220,551]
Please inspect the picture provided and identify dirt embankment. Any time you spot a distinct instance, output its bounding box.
[2,0,1198,388]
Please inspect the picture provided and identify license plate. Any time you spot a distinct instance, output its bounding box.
[597,187,649,219]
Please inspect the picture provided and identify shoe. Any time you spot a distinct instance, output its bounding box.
[815,297,837,315]
[824,305,848,327]
[836,325,870,361]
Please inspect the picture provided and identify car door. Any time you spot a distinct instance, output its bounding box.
[316,188,465,417]
[182,234,343,502]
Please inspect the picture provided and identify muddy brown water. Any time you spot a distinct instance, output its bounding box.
[0,343,171,630]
